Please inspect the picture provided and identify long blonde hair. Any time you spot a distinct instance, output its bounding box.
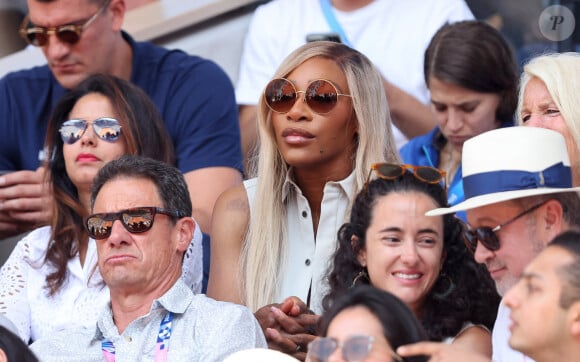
[242,41,399,311]
[517,52,580,144]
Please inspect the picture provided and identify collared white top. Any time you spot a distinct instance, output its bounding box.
[0,221,203,343]
[245,171,355,314]
[30,279,266,361]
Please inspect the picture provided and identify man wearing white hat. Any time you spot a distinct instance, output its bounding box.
[397,126,580,361]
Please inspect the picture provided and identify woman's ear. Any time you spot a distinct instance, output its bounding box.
[353,235,367,266]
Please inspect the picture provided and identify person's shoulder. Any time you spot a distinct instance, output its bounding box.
[190,294,254,320]
[401,0,473,22]
[14,225,53,260]
[133,38,208,68]
[400,127,438,161]
[218,183,250,206]
[30,325,97,356]
[253,0,307,16]
[1,65,52,89]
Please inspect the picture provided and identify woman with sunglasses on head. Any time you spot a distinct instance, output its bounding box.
[323,165,500,357]
[0,73,203,343]
[308,285,427,362]
[207,41,399,359]
[400,20,517,220]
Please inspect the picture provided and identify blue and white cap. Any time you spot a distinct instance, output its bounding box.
[427,127,580,216]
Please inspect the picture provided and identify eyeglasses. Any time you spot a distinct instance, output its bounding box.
[308,335,402,362]
[19,0,109,46]
[463,201,547,253]
[59,117,122,144]
[85,207,187,240]
[367,163,447,188]
[264,78,351,114]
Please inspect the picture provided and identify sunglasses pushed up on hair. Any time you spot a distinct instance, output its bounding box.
[59,117,122,144]
[367,163,447,189]
[19,0,109,47]
[264,78,351,114]
[85,207,187,240]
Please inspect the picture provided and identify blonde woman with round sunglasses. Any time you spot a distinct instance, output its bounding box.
[208,41,399,359]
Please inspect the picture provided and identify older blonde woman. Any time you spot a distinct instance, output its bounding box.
[208,41,399,359]
[518,52,580,185]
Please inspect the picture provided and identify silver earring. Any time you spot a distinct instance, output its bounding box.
[351,268,369,287]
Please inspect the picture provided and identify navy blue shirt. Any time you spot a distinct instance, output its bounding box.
[0,32,243,174]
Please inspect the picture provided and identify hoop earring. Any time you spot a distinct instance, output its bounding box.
[433,273,455,300]
[351,267,369,287]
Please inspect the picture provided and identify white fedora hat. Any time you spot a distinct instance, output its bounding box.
[428,127,580,216]
[224,348,300,362]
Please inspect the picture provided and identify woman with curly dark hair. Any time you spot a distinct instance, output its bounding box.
[322,164,500,357]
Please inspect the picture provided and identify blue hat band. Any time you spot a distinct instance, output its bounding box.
[463,162,573,199]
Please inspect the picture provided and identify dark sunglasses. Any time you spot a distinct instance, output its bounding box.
[308,335,402,362]
[463,201,547,253]
[367,163,447,189]
[85,207,187,240]
[264,78,351,114]
[19,1,108,46]
[59,117,122,144]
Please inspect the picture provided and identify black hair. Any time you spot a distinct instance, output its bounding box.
[0,326,39,362]
[91,155,192,218]
[323,173,500,341]
[548,230,580,308]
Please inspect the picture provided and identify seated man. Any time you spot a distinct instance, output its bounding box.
[30,156,265,361]
[397,127,580,361]
[503,230,580,362]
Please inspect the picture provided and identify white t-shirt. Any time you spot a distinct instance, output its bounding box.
[0,221,203,343]
[492,303,535,362]
[235,0,474,149]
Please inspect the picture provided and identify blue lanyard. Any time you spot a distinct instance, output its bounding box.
[102,311,174,362]
[319,0,353,47]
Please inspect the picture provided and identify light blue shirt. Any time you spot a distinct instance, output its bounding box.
[30,279,266,361]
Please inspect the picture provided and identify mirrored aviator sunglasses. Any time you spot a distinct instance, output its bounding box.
[369,163,447,189]
[85,207,187,240]
[59,117,122,144]
[264,78,351,114]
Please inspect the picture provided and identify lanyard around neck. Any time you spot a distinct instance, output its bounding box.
[319,0,353,47]
[102,311,174,362]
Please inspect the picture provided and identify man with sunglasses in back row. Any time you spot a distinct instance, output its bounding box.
[30,155,266,360]
[0,0,242,244]
[396,126,580,361]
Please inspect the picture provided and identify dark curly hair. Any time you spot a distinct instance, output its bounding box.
[322,173,500,341]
